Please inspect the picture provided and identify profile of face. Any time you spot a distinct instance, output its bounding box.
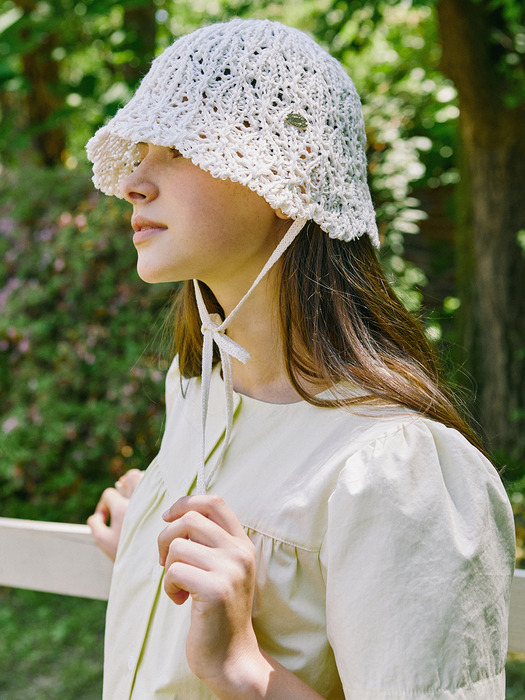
[119,143,289,294]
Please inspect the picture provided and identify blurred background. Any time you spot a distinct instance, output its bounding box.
[0,0,524,696]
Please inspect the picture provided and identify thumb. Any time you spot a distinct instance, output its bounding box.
[87,513,119,562]
[87,511,108,539]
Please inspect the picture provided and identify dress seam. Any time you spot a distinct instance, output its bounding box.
[242,523,321,553]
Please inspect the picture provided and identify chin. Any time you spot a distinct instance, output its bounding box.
[136,262,187,285]
[137,263,166,284]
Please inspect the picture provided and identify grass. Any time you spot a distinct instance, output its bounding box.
[0,587,524,699]
[0,588,105,699]
[507,654,525,699]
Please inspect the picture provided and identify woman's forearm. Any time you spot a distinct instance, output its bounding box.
[204,648,325,700]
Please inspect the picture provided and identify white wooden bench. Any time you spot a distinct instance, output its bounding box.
[0,516,524,653]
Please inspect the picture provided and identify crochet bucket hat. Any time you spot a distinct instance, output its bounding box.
[86,18,378,246]
[86,19,379,493]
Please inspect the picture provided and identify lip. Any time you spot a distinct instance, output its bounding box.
[131,216,167,244]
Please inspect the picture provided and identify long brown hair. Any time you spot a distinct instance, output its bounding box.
[167,220,486,455]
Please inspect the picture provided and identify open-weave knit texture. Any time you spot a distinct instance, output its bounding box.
[86,18,378,245]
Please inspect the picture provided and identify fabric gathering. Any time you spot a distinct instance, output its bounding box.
[86,17,516,700]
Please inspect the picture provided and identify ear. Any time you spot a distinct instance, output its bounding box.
[275,207,291,220]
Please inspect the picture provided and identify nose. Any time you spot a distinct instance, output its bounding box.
[119,160,159,204]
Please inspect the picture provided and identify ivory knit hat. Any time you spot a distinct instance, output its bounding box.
[86,18,378,246]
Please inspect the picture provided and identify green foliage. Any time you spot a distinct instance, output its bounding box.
[0,588,105,698]
[310,3,461,330]
[0,0,156,164]
[0,163,173,521]
[469,0,525,106]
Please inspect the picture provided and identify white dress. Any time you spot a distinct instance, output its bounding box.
[103,359,515,699]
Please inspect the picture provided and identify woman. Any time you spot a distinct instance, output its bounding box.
[87,18,515,699]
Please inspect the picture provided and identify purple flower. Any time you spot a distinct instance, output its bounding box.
[0,218,16,235]
[2,417,19,434]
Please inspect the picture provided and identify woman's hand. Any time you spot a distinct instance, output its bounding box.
[159,495,263,691]
[159,495,326,699]
[87,469,144,561]
[114,468,144,498]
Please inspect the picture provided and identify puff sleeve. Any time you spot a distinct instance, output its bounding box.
[320,418,515,699]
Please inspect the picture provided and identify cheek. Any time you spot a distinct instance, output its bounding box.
[191,170,276,226]
[172,175,230,234]
[167,168,279,258]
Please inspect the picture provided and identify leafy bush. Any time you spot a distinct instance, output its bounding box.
[0,163,174,521]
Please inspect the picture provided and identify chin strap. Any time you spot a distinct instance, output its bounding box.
[193,216,308,494]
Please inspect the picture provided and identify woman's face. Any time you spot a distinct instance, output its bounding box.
[119,143,287,294]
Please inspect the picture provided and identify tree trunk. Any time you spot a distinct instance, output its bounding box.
[122,1,157,85]
[437,0,525,459]
[14,0,66,166]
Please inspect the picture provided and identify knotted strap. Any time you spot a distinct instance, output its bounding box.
[193,216,308,493]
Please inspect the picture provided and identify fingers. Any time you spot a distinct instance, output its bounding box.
[160,526,225,605]
[94,487,126,518]
[164,561,205,605]
[162,535,254,606]
[114,469,144,498]
[158,509,229,566]
[158,495,256,607]
[87,511,120,561]
[162,494,246,538]
[87,511,106,535]
[87,487,129,562]
[164,559,226,606]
